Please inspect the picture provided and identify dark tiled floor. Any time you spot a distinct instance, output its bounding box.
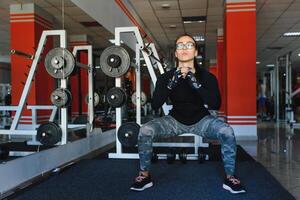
[1,122,300,199]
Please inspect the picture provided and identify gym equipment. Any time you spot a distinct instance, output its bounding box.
[100,46,130,78]
[179,149,187,164]
[0,31,96,147]
[151,152,158,163]
[73,115,88,124]
[72,45,95,134]
[0,31,103,195]
[117,122,140,147]
[0,145,9,160]
[44,47,75,79]
[50,88,72,107]
[106,87,126,108]
[198,153,206,163]
[131,91,147,106]
[85,92,100,107]
[167,150,176,164]
[36,122,62,145]
[10,49,34,60]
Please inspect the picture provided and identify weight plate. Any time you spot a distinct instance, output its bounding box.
[36,122,62,145]
[106,87,126,108]
[85,92,101,107]
[100,46,130,77]
[45,48,75,79]
[117,122,140,147]
[50,88,72,107]
[131,91,147,106]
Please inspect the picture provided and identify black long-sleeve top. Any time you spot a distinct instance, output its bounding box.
[151,67,221,125]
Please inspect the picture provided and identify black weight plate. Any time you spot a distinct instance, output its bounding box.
[106,87,126,108]
[36,122,62,145]
[117,122,140,147]
[179,151,187,164]
[0,145,9,160]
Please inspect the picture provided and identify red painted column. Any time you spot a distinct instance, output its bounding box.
[216,28,226,119]
[224,0,257,139]
[69,35,89,119]
[10,3,54,125]
[209,65,218,78]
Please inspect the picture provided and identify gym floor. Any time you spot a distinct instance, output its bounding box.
[1,121,299,199]
[241,122,300,199]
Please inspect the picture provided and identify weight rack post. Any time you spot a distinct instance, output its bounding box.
[72,45,95,135]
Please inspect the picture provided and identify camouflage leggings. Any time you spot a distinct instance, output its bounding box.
[138,115,237,175]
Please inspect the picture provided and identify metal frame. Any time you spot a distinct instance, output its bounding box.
[0,84,11,129]
[272,52,300,129]
[148,43,165,75]
[0,30,113,198]
[0,30,68,144]
[0,31,96,146]
[109,26,207,160]
[275,57,280,122]
[72,45,95,134]
[285,53,294,123]
[284,53,300,129]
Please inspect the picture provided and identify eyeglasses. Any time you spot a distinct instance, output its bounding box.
[176,42,195,50]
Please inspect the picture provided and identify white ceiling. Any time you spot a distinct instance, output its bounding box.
[1,0,300,71]
[127,0,223,62]
[0,0,113,57]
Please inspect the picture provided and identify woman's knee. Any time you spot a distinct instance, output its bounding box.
[138,123,155,140]
[219,125,235,141]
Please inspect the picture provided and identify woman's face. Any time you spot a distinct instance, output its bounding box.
[175,36,198,62]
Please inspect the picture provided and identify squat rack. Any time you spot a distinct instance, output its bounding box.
[0,30,115,197]
[0,30,96,146]
[109,26,208,160]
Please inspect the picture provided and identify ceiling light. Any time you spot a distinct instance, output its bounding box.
[168,24,177,28]
[266,64,275,67]
[193,35,205,42]
[298,53,300,57]
[283,32,300,37]
[182,16,206,24]
[256,61,261,64]
[161,3,170,8]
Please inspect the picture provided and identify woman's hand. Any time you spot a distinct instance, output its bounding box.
[178,63,194,78]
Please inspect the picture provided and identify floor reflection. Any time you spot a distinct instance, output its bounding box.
[240,122,300,199]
